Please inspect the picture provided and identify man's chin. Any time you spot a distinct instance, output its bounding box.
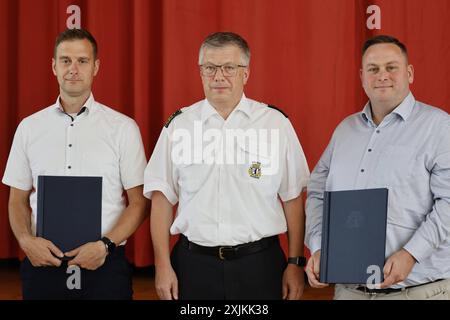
[371,91,394,100]
[208,94,230,103]
[62,88,89,98]
[370,94,401,107]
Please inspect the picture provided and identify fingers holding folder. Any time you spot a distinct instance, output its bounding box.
[305,250,329,288]
[20,235,63,267]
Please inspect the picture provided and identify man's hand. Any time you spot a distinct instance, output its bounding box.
[380,248,416,288]
[20,235,64,267]
[305,250,329,288]
[66,241,108,270]
[282,264,305,300]
[155,265,179,300]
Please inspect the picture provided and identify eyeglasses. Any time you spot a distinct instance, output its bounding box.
[199,63,247,77]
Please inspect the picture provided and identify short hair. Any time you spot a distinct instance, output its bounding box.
[54,28,98,59]
[362,35,408,59]
[199,32,250,65]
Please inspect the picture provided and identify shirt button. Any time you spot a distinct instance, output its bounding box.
[376,130,380,133]
[68,166,71,169]
[70,124,74,127]
[68,144,72,147]
[361,169,365,172]
[368,148,372,152]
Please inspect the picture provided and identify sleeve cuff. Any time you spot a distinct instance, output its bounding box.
[279,177,309,202]
[1,177,32,191]
[123,179,144,191]
[307,237,322,255]
[143,181,178,205]
[403,232,435,263]
[279,183,306,202]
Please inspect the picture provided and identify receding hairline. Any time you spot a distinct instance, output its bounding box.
[199,44,249,64]
[54,38,97,59]
[362,43,409,65]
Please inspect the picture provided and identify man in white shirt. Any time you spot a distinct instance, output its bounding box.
[2,29,148,299]
[144,32,310,300]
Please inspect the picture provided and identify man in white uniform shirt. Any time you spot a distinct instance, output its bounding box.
[2,29,148,299]
[305,35,450,299]
[144,32,310,300]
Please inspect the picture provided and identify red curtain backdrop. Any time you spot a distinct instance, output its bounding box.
[1,0,449,266]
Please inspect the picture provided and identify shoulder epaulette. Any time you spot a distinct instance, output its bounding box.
[267,104,288,118]
[164,109,182,128]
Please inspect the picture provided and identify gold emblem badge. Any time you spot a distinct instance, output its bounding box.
[248,161,262,179]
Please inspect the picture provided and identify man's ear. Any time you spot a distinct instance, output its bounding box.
[94,59,100,76]
[52,58,57,76]
[407,64,414,84]
[243,67,250,85]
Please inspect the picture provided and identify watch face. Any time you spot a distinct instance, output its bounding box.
[298,257,306,267]
[101,237,115,254]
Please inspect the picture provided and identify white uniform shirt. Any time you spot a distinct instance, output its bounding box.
[2,94,147,239]
[144,95,310,246]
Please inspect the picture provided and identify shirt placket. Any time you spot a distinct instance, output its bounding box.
[215,119,227,243]
[354,116,394,188]
[65,117,75,175]
[65,112,84,175]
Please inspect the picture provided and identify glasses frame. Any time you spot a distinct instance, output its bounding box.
[199,63,248,77]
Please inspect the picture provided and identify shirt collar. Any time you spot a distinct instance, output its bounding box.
[361,91,415,124]
[54,92,96,116]
[392,92,415,121]
[201,93,252,122]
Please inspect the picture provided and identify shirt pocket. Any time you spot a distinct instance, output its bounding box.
[234,143,279,196]
[374,145,416,187]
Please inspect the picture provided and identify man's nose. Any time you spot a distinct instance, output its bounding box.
[213,66,226,81]
[68,62,79,74]
[377,69,389,82]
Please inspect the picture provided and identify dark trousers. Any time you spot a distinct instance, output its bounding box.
[171,236,287,300]
[20,247,133,300]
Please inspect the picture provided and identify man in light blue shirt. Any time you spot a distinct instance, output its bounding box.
[305,35,450,299]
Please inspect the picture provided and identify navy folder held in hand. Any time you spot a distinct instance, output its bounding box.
[319,188,388,284]
[37,176,102,258]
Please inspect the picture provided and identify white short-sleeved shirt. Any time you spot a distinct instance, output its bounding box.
[2,93,147,238]
[144,94,310,246]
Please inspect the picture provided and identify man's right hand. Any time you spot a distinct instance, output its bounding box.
[20,235,64,267]
[305,250,329,288]
[155,265,179,300]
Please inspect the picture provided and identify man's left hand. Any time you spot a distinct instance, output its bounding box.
[282,264,305,300]
[66,241,108,270]
[380,248,417,288]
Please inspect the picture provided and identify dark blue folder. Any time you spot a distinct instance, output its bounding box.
[37,176,102,257]
[319,188,388,284]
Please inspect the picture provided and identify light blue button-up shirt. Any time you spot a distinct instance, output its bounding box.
[306,92,450,287]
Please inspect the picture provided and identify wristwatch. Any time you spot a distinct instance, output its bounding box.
[100,236,116,255]
[287,256,306,267]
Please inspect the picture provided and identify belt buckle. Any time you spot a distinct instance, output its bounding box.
[218,246,234,260]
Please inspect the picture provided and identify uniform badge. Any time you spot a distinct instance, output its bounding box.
[248,161,262,179]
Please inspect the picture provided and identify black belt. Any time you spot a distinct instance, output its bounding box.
[355,279,444,295]
[180,234,279,260]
